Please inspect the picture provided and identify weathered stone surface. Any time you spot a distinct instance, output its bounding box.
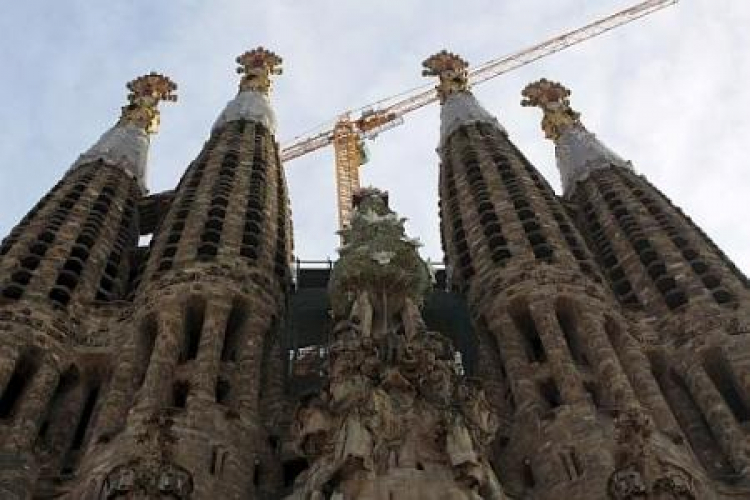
[1,55,749,500]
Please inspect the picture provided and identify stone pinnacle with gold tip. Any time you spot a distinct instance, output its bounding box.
[117,72,178,135]
[521,78,581,140]
[236,47,283,94]
[422,50,470,103]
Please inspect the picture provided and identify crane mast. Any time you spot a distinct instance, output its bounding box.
[333,118,365,231]
[281,0,677,230]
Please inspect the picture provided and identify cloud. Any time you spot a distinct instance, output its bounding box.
[1,0,749,274]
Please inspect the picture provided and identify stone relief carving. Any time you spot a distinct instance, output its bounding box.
[99,411,193,499]
[287,189,506,499]
[608,407,696,499]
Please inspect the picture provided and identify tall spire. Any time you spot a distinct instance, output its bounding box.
[213,46,282,133]
[72,72,177,192]
[522,78,631,195]
[422,50,502,145]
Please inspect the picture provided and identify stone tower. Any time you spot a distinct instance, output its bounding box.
[0,46,749,500]
[0,73,177,497]
[427,50,748,499]
[521,78,750,495]
[67,48,293,499]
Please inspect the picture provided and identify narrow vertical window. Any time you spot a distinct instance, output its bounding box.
[172,381,190,409]
[182,298,205,362]
[216,378,231,406]
[70,385,100,451]
[522,457,536,488]
[556,300,588,366]
[0,352,39,419]
[136,315,158,390]
[222,300,246,362]
[511,304,546,363]
[539,377,562,414]
[704,348,750,423]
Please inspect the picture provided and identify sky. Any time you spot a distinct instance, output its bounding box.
[1,0,749,273]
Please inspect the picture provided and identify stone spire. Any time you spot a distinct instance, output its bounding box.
[213,46,282,133]
[71,72,177,192]
[289,188,506,499]
[422,50,503,145]
[522,78,631,195]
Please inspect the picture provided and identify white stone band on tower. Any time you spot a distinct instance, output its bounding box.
[212,89,277,133]
[67,72,177,193]
[521,77,632,196]
[213,47,282,134]
[423,50,506,148]
[440,91,504,146]
[71,124,151,191]
[555,125,632,195]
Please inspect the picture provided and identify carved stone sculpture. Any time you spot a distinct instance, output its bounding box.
[287,189,506,499]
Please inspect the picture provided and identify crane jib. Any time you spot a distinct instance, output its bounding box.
[277,0,678,231]
[279,0,676,165]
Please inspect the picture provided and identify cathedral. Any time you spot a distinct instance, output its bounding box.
[0,46,748,499]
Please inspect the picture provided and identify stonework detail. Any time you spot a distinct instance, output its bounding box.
[289,190,505,499]
[522,78,632,195]
[100,412,193,499]
[608,407,697,499]
[423,50,504,144]
[214,47,282,133]
[71,73,177,191]
[0,50,749,500]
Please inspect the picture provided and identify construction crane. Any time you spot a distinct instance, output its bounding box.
[280,0,678,231]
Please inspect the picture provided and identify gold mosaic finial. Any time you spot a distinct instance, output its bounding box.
[118,73,177,135]
[236,47,283,94]
[422,50,470,103]
[521,78,581,140]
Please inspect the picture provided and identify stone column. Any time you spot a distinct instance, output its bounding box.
[529,297,588,406]
[190,300,231,405]
[677,361,749,473]
[578,311,638,411]
[93,339,138,441]
[487,310,543,418]
[611,323,681,435]
[11,361,60,450]
[138,308,182,410]
[476,330,506,414]
[261,336,286,423]
[235,313,274,417]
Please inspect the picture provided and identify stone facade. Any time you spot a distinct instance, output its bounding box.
[0,48,748,499]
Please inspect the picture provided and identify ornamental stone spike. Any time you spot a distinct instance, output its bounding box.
[522,78,631,195]
[235,46,283,94]
[213,47,281,133]
[119,72,178,134]
[422,50,470,103]
[521,78,581,140]
[423,50,503,145]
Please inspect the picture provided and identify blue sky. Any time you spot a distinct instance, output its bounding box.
[1,1,749,272]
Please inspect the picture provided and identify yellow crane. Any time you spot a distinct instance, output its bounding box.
[280,0,678,231]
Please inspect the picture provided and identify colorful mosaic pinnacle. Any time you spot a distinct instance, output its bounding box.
[118,72,178,134]
[521,78,582,140]
[236,46,283,93]
[422,50,470,103]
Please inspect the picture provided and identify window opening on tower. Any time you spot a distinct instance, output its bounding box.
[511,305,546,363]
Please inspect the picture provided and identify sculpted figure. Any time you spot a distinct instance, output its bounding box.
[288,189,506,499]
